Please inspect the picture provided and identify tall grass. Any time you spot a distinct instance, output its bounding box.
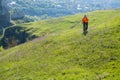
[0,9,120,80]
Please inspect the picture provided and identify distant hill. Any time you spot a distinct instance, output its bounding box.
[0,9,120,80]
[4,0,120,20]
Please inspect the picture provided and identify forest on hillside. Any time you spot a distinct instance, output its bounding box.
[4,0,120,20]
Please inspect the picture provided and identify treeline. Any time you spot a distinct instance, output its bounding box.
[5,0,120,21]
[8,0,77,21]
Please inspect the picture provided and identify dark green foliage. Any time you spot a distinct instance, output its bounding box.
[0,0,11,27]
[0,26,36,48]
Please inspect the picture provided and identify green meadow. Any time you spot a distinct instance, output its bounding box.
[0,9,120,80]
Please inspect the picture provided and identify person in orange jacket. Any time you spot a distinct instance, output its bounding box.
[82,15,89,34]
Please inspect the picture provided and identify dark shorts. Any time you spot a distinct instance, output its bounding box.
[83,22,88,30]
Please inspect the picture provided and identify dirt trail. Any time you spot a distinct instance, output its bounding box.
[31,36,48,42]
[0,23,16,39]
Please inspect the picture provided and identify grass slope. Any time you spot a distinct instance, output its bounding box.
[0,9,120,80]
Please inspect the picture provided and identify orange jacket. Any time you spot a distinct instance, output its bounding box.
[82,17,88,23]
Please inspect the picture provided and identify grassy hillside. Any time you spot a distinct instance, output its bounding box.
[0,9,120,80]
